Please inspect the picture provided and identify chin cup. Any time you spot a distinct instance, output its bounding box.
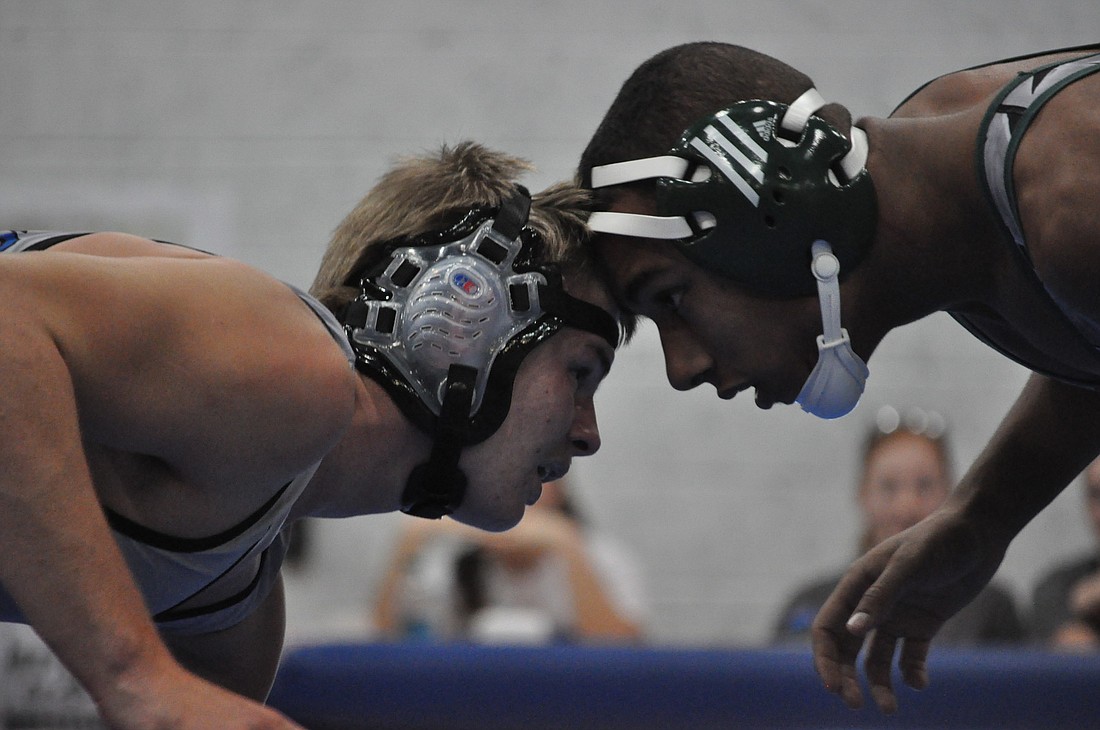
[796,329,869,419]
[795,240,868,419]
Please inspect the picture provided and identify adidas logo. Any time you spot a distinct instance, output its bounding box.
[689,116,767,208]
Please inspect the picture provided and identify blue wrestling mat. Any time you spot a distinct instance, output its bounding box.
[267,642,1100,729]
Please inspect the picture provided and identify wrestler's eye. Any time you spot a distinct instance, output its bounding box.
[570,364,593,386]
[654,287,684,312]
[569,355,600,388]
[568,345,611,395]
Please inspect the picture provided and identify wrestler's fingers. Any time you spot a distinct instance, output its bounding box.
[838,660,865,710]
[863,629,899,715]
[811,627,865,709]
[811,564,881,707]
[844,559,911,639]
[899,637,931,691]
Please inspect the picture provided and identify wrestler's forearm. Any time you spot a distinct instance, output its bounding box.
[948,373,1100,540]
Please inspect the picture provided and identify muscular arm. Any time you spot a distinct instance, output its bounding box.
[0,249,336,727]
[813,373,1100,712]
[0,309,181,710]
[954,374,1100,539]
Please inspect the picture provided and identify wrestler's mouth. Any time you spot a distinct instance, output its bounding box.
[537,462,567,483]
[718,383,750,400]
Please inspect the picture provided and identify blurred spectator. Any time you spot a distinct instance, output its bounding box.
[1031,457,1100,649]
[372,479,646,644]
[0,623,103,728]
[773,407,1024,645]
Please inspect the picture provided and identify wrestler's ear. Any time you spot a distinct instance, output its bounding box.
[816,102,853,138]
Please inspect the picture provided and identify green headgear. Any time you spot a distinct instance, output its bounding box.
[588,88,876,298]
[587,89,876,419]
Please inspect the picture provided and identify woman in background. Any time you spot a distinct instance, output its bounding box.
[1031,456,1100,649]
[774,408,1024,646]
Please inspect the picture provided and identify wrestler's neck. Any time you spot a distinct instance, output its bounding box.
[291,376,432,519]
[849,115,1005,331]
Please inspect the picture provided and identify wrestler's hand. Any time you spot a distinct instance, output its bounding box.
[810,505,1008,714]
[97,659,304,730]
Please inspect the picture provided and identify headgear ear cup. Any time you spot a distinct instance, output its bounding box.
[662,107,874,295]
[590,93,876,297]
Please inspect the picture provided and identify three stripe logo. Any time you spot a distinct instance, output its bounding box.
[688,111,771,209]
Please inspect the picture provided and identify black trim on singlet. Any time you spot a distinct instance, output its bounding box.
[949,307,1100,390]
[24,233,92,251]
[103,481,292,554]
[153,547,271,622]
[891,43,1100,115]
[954,42,1100,73]
[955,50,1100,383]
[16,231,330,554]
[4,230,210,254]
[888,45,1100,388]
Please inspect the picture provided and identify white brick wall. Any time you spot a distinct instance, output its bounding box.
[2,0,1097,646]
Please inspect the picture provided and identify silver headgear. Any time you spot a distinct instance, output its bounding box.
[349,218,553,420]
[342,188,618,518]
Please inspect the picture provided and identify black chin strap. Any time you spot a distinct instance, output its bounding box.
[491,186,531,241]
[400,364,476,519]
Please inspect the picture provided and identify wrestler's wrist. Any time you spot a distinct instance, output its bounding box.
[89,632,184,718]
[945,486,1024,553]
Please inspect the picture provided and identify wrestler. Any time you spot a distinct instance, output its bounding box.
[0,142,620,727]
[577,41,1100,712]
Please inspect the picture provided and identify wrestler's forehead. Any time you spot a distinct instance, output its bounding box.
[594,234,688,306]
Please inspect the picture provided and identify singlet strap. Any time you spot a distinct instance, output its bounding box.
[0,231,92,252]
[891,43,1100,114]
[977,51,1100,254]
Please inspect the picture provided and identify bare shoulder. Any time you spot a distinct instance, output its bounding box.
[893,50,1099,119]
[1012,69,1100,327]
[887,51,1100,328]
[891,70,996,119]
[5,251,357,486]
[48,232,212,258]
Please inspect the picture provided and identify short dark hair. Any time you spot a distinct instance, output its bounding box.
[578,42,818,187]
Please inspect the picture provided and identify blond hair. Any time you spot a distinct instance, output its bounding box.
[310,142,596,315]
